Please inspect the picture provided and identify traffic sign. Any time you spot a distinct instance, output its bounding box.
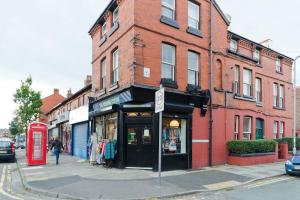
[155,88,165,113]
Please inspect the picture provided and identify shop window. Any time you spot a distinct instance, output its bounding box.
[162,118,186,154]
[95,113,118,142]
[125,112,152,117]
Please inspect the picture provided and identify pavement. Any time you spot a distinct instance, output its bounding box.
[16,150,287,200]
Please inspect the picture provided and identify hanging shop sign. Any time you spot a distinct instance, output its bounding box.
[69,105,89,125]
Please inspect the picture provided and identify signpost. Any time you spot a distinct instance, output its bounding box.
[155,85,164,185]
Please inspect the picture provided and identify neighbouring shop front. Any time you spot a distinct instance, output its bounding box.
[57,111,71,154]
[48,120,59,142]
[70,105,90,159]
[89,85,209,171]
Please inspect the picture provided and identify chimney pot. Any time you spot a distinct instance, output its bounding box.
[54,88,59,94]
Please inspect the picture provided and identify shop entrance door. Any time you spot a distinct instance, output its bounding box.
[126,125,153,168]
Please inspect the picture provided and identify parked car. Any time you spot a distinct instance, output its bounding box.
[285,151,300,175]
[0,138,15,162]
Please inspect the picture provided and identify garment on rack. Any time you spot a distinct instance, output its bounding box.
[105,142,115,160]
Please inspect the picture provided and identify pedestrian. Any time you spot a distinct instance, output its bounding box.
[50,137,64,165]
[48,137,54,152]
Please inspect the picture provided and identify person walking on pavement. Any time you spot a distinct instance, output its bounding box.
[50,137,64,165]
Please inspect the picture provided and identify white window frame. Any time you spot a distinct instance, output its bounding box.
[276,58,282,72]
[255,78,262,104]
[162,43,175,80]
[101,22,107,37]
[273,83,278,107]
[112,49,119,84]
[234,65,240,94]
[253,49,260,63]
[101,59,106,89]
[162,0,176,20]
[112,7,119,26]
[279,85,284,108]
[230,39,238,52]
[273,121,278,139]
[243,116,252,140]
[188,1,199,30]
[188,51,199,86]
[279,122,284,138]
[234,115,239,140]
[243,69,252,97]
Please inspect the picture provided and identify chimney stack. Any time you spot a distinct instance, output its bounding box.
[66,88,72,98]
[84,75,92,87]
[54,88,59,95]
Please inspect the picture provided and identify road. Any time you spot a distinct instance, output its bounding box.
[164,175,300,200]
[0,150,58,200]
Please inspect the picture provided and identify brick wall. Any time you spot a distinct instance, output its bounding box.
[296,87,300,133]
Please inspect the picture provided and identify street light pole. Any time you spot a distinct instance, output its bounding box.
[293,56,300,155]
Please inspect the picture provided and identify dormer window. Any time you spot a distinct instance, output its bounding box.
[276,58,282,72]
[101,22,107,38]
[230,39,238,52]
[112,7,119,26]
[253,49,260,63]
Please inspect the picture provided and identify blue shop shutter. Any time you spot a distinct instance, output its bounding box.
[73,123,89,159]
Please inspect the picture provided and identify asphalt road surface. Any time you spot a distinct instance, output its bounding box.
[164,175,300,200]
[0,150,59,200]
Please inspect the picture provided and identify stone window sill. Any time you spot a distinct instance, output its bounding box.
[273,106,285,111]
[109,82,119,92]
[160,16,180,29]
[187,26,203,38]
[276,71,283,75]
[98,88,106,97]
[234,94,256,102]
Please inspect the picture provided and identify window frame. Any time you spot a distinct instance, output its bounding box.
[273,83,278,107]
[230,39,238,52]
[187,51,199,86]
[243,116,252,140]
[234,65,240,94]
[101,22,107,37]
[253,49,260,63]
[255,78,262,104]
[234,115,239,140]
[112,49,119,84]
[161,43,176,81]
[273,121,278,139]
[243,68,252,97]
[279,85,284,108]
[276,58,282,72]
[112,7,119,26]
[188,1,200,30]
[101,58,106,89]
[162,0,176,20]
[279,122,284,138]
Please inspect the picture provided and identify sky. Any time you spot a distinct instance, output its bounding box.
[0,0,299,128]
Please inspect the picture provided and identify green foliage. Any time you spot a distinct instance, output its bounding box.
[13,76,43,133]
[8,116,21,135]
[275,137,300,151]
[227,140,276,155]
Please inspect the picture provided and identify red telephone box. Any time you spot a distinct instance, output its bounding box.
[27,122,47,166]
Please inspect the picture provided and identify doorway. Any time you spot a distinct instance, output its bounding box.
[256,118,264,140]
[126,124,153,168]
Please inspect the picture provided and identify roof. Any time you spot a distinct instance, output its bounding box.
[46,84,92,115]
[88,0,230,35]
[228,31,294,61]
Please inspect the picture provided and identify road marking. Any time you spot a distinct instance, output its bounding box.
[22,166,44,170]
[204,180,241,190]
[246,177,293,189]
[0,165,23,200]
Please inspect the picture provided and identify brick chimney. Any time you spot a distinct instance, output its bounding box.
[84,75,92,87]
[66,88,72,98]
[54,88,59,95]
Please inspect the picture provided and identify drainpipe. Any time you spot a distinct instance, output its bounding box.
[209,0,214,167]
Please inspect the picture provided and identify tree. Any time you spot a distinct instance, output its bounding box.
[13,76,43,133]
[9,116,21,136]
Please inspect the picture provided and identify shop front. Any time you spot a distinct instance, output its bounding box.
[89,85,209,171]
[70,105,90,159]
[57,111,70,154]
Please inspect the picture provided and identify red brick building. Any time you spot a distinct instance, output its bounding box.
[40,89,65,124]
[47,77,92,155]
[88,0,293,170]
[296,87,300,135]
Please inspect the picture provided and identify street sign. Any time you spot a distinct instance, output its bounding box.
[155,88,165,113]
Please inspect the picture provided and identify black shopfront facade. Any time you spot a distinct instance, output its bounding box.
[89,85,209,171]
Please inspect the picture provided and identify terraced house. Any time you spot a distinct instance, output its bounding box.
[88,0,293,170]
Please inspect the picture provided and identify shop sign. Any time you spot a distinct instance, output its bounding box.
[57,111,70,124]
[155,88,165,113]
[93,90,132,112]
[69,105,89,125]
